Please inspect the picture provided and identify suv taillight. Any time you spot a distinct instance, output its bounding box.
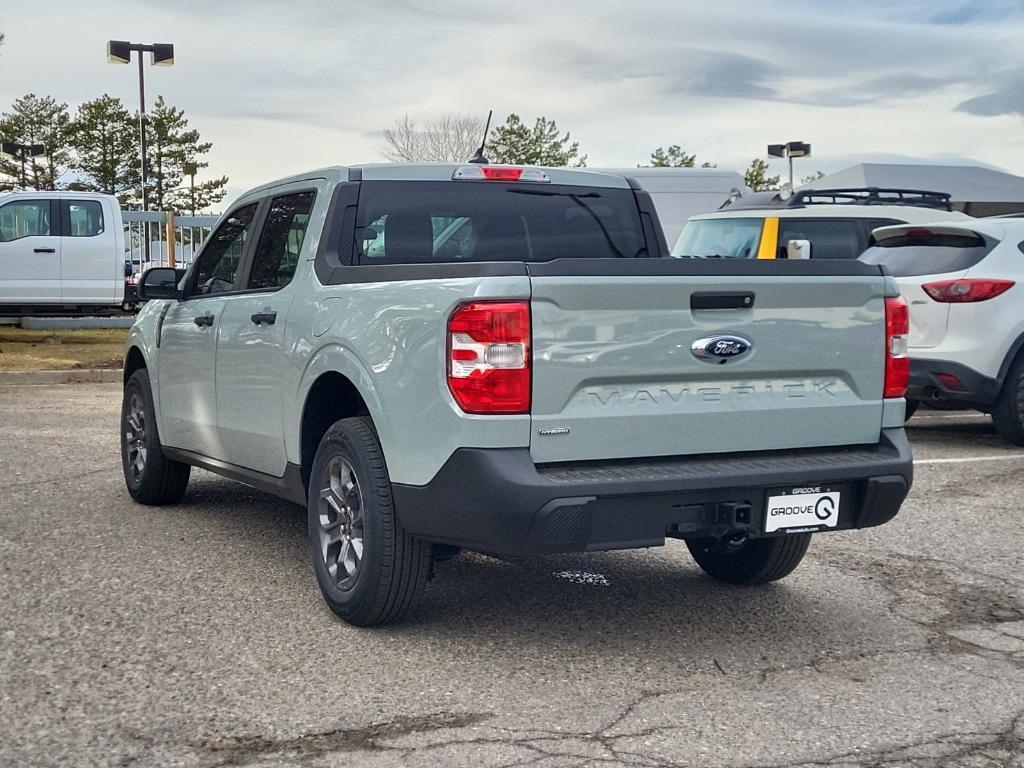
[447,301,531,414]
[922,279,1014,303]
[884,296,909,398]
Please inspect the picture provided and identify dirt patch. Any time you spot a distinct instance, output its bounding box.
[0,327,128,371]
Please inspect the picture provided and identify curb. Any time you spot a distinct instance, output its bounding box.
[18,316,136,330]
[0,368,123,385]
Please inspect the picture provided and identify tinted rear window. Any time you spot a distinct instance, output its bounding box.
[355,181,647,264]
[860,231,994,277]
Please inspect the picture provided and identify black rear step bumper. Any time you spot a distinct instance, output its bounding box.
[392,429,913,556]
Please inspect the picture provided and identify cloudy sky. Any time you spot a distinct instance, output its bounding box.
[1,0,1022,203]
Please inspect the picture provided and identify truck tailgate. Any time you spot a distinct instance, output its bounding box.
[527,259,889,464]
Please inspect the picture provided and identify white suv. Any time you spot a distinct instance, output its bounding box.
[861,219,1024,441]
[674,187,968,261]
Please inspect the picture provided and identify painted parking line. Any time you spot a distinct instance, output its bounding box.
[915,454,1024,466]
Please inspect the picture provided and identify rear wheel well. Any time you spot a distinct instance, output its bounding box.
[300,372,369,489]
[124,346,146,387]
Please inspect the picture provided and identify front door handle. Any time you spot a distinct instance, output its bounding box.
[33,248,56,254]
[193,313,215,327]
[250,311,277,326]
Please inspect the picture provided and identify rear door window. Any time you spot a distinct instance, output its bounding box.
[247,191,315,290]
[354,181,646,264]
[779,218,862,259]
[860,232,995,276]
[64,201,104,237]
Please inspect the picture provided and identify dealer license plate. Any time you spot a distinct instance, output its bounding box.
[764,486,841,533]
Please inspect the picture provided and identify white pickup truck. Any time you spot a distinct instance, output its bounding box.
[0,191,128,313]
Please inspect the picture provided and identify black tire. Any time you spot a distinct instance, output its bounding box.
[307,416,431,626]
[685,533,811,585]
[120,369,190,505]
[992,356,1024,445]
[905,400,919,422]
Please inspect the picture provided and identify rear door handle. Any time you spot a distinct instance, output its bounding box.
[193,313,215,327]
[33,248,55,254]
[690,291,755,310]
[250,311,277,326]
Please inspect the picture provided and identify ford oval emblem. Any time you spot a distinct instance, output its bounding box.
[691,335,752,363]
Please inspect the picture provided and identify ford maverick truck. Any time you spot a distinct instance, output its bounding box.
[121,163,913,626]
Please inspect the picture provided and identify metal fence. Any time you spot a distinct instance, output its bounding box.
[122,210,220,270]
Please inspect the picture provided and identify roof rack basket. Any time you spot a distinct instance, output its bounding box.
[793,187,952,211]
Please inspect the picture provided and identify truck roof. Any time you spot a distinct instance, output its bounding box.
[240,163,635,199]
[0,190,118,201]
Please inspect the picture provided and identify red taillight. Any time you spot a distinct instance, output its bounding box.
[885,296,909,399]
[922,279,1014,303]
[447,301,531,414]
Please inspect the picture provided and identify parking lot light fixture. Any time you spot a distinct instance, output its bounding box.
[767,141,812,189]
[106,40,175,214]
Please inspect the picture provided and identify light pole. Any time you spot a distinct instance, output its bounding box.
[183,161,198,216]
[106,40,174,213]
[768,141,812,189]
[1,141,45,189]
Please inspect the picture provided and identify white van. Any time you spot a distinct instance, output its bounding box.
[586,167,748,244]
[0,191,127,313]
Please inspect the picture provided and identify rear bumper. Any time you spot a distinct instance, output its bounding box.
[392,429,913,556]
[908,357,1000,409]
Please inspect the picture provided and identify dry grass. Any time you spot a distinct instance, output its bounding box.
[0,327,128,371]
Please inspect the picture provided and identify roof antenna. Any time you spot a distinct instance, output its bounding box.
[468,109,493,164]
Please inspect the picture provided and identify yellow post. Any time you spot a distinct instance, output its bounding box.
[165,210,176,268]
[756,217,780,260]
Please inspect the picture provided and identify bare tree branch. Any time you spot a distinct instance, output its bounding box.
[380,113,485,163]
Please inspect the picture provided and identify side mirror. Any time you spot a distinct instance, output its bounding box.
[137,267,182,300]
[786,239,811,260]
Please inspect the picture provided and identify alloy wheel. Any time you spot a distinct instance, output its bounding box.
[124,393,148,483]
[318,456,365,590]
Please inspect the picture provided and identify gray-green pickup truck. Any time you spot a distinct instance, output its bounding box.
[121,163,913,626]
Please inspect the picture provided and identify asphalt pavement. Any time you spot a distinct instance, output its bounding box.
[1,384,1022,767]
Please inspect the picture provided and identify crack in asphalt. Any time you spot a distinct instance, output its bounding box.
[817,550,1024,637]
[758,709,1024,768]
[153,687,1021,768]
[113,546,1024,768]
[184,711,494,766]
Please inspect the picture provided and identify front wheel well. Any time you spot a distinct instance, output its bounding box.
[124,346,146,387]
[300,372,370,489]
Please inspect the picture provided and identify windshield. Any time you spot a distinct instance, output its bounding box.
[672,217,763,259]
[356,181,647,264]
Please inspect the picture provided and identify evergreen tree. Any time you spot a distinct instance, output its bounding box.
[146,95,228,213]
[649,145,696,167]
[0,93,73,189]
[69,95,139,204]
[486,114,586,167]
[744,158,781,192]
